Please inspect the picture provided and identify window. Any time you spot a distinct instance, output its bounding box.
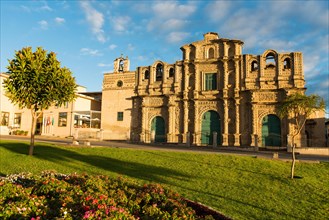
[208,48,215,59]
[283,58,291,69]
[156,64,163,81]
[169,68,174,78]
[1,112,9,126]
[73,111,101,128]
[117,80,123,87]
[58,112,67,127]
[119,59,124,72]
[144,70,150,80]
[14,113,22,128]
[266,53,276,67]
[117,112,123,121]
[204,73,217,91]
[251,61,258,71]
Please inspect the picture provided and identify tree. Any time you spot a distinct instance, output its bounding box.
[279,93,325,179]
[3,47,77,156]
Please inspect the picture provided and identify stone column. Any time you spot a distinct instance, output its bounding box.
[234,60,240,90]
[223,60,228,89]
[183,101,189,143]
[168,97,175,143]
[222,99,229,146]
[141,101,147,143]
[250,105,258,147]
[150,66,155,85]
[184,64,189,91]
[234,99,240,146]
[194,65,200,92]
[137,67,142,85]
[223,41,228,58]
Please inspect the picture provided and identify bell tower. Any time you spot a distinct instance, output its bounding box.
[114,54,130,73]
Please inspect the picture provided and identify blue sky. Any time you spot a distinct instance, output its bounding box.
[1,0,328,115]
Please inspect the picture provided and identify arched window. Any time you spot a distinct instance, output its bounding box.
[208,48,215,59]
[266,53,276,67]
[118,59,124,72]
[251,61,258,71]
[283,58,291,69]
[156,63,163,81]
[144,70,149,80]
[169,68,174,78]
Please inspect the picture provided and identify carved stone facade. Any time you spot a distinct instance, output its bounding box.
[102,32,326,147]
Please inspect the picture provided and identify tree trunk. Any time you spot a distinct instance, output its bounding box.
[29,113,38,156]
[291,144,296,179]
[290,135,296,179]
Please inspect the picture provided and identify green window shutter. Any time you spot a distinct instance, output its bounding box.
[117,112,123,121]
[205,73,217,91]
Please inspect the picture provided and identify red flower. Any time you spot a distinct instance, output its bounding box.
[92,199,98,204]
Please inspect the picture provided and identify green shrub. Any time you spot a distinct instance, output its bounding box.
[11,130,28,135]
[0,172,215,219]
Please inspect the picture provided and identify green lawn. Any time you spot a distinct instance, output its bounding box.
[1,140,328,220]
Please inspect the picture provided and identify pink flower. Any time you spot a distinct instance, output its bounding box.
[83,210,94,219]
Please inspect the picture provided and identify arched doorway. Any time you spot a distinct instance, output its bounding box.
[201,111,221,145]
[262,114,281,146]
[151,116,166,143]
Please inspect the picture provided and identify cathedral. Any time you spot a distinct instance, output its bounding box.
[101,32,325,148]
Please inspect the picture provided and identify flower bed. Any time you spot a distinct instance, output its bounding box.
[0,172,219,219]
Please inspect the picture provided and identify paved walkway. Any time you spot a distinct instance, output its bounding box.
[1,135,328,162]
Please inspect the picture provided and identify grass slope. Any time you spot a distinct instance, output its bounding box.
[1,140,328,220]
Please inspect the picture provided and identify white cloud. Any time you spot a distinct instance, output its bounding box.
[132,3,149,13]
[111,16,131,32]
[205,1,232,21]
[102,69,114,74]
[167,32,190,43]
[127,44,135,51]
[80,48,103,56]
[40,2,52,11]
[55,17,65,24]
[147,1,196,34]
[60,1,70,10]
[97,63,112,67]
[109,44,117,50]
[136,55,148,62]
[38,20,48,30]
[163,19,188,31]
[80,1,106,43]
[320,78,329,88]
[20,5,31,12]
[20,2,52,13]
[152,1,196,19]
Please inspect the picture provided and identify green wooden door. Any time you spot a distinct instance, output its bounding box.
[151,116,166,143]
[262,115,281,146]
[201,111,221,145]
